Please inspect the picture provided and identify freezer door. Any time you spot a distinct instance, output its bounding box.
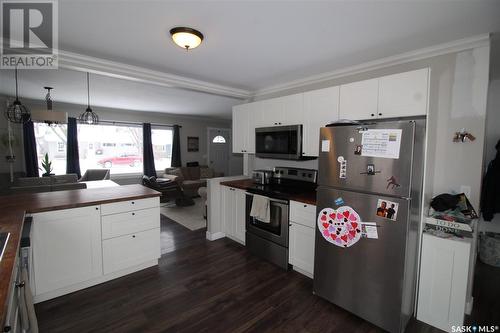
[313,187,411,333]
[317,120,417,197]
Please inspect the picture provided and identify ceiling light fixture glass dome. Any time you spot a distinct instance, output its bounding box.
[170,27,203,51]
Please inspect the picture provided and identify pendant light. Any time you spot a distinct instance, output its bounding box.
[30,87,68,125]
[170,27,204,51]
[5,68,30,123]
[78,72,99,125]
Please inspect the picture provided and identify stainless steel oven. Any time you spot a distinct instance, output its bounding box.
[255,125,302,160]
[245,193,289,269]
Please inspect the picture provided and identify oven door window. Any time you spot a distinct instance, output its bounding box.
[256,130,298,155]
[250,204,282,236]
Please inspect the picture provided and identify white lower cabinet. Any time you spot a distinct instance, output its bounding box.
[32,197,160,302]
[32,206,103,296]
[288,201,316,277]
[103,228,160,275]
[222,186,246,244]
[289,222,315,277]
[417,233,471,331]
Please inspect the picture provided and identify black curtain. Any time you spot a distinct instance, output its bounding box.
[143,123,156,177]
[171,125,181,167]
[66,117,81,178]
[23,120,39,177]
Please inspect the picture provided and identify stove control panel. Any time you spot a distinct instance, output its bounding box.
[273,167,317,183]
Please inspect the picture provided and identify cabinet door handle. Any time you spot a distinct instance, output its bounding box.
[132,212,135,216]
[131,201,135,204]
[132,235,136,238]
[378,113,382,116]
[371,113,375,117]
[95,207,99,210]
[304,205,307,208]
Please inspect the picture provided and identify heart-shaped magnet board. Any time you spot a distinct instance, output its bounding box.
[317,206,362,248]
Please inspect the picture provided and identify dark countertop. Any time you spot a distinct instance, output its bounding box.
[0,184,161,326]
[220,179,317,205]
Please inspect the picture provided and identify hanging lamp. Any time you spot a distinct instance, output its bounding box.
[78,72,99,124]
[5,68,31,123]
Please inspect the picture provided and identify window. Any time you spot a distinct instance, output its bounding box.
[212,135,226,143]
[151,127,173,170]
[77,123,143,175]
[34,122,67,175]
[34,122,173,176]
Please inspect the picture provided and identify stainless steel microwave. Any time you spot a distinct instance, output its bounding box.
[255,125,302,160]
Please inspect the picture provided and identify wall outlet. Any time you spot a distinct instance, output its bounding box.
[460,185,471,199]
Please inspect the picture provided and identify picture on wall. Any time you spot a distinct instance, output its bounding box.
[187,136,199,152]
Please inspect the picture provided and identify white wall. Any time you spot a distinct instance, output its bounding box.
[0,95,243,187]
[243,44,491,213]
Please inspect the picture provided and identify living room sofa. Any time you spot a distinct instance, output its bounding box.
[162,166,223,197]
[10,174,87,194]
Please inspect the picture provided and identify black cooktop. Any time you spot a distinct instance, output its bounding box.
[246,179,317,200]
[0,232,10,261]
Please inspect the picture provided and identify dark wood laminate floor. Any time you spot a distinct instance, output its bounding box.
[35,216,497,333]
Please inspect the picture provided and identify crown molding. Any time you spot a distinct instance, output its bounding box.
[57,50,252,99]
[254,34,491,97]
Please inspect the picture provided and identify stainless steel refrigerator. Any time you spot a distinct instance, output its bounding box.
[314,119,425,333]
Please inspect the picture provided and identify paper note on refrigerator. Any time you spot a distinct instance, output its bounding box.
[361,129,402,159]
[361,222,379,239]
[321,140,330,152]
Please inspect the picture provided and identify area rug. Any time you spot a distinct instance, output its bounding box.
[160,197,206,231]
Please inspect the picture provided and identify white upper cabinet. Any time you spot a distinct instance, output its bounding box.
[256,93,303,127]
[232,103,256,154]
[281,93,304,126]
[303,86,339,156]
[259,97,283,126]
[378,68,429,118]
[339,78,379,120]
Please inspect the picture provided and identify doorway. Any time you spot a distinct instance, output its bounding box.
[207,128,231,176]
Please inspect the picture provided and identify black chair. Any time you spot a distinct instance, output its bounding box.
[142,176,194,206]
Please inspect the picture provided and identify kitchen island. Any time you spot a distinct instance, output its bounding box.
[0,184,161,327]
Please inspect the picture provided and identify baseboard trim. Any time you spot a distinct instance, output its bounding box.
[206,231,225,241]
[33,259,158,303]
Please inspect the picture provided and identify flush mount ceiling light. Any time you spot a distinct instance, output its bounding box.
[170,27,203,51]
[78,72,99,125]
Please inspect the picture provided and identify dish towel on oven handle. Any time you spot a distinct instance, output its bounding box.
[250,194,271,223]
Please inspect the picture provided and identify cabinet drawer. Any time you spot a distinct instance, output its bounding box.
[290,201,316,228]
[102,228,160,275]
[101,207,160,240]
[100,197,159,216]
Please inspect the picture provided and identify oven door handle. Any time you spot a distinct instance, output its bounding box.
[245,192,289,205]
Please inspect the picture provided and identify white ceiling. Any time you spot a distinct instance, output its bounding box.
[0,69,241,119]
[57,0,500,90]
[1,1,500,118]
